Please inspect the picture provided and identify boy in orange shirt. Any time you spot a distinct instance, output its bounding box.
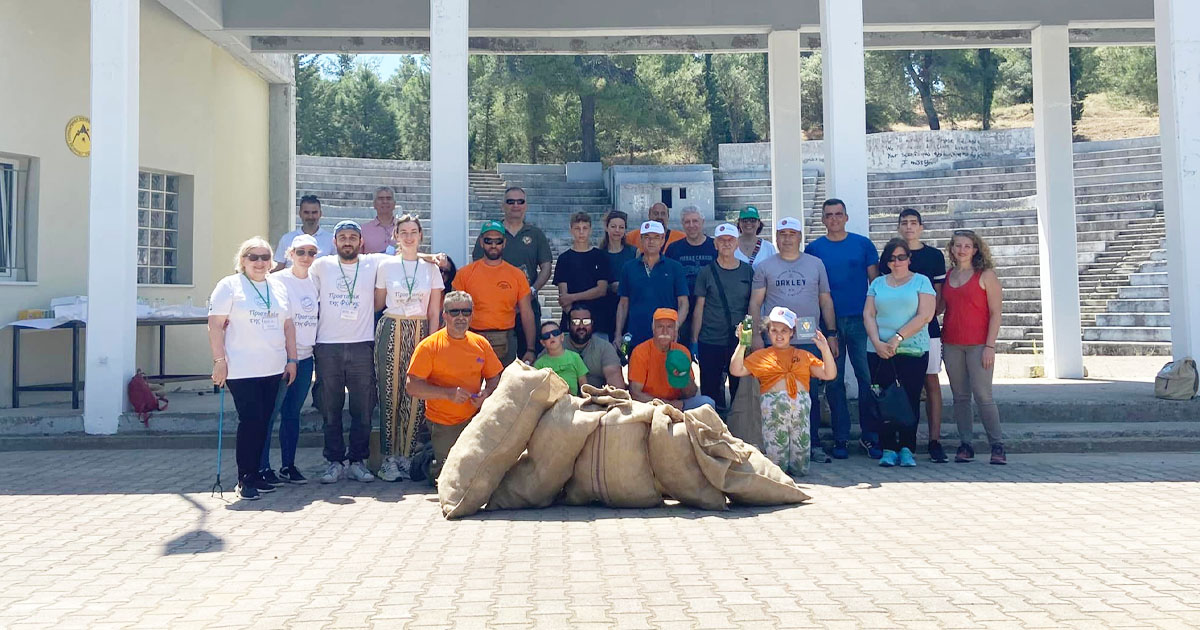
[730,306,837,476]
[453,221,536,365]
[627,308,715,410]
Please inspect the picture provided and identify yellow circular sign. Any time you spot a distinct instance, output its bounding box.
[66,116,91,157]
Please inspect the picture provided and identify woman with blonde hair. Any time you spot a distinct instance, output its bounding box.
[373,214,444,481]
[941,229,1006,465]
[209,237,298,500]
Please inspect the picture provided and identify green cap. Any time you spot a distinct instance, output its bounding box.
[665,349,692,389]
[480,221,505,237]
[738,206,760,220]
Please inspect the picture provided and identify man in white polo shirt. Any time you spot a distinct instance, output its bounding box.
[273,195,335,271]
[309,220,390,484]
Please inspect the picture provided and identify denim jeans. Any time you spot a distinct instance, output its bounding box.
[314,342,376,463]
[260,356,314,471]
[698,341,740,411]
[794,343,825,448]
[682,394,716,411]
[825,316,877,444]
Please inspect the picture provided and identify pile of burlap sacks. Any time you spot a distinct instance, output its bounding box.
[438,361,810,519]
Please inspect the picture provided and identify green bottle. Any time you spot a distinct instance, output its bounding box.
[739,315,754,347]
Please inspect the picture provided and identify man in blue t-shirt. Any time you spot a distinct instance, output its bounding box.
[804,198,880,460]
[665,206,717,348]
[614,221,689,350]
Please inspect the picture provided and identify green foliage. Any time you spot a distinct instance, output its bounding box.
[1094,47,1159,112]
[333,66,400,159]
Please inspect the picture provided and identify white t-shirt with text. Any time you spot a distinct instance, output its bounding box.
[309,253,388,343]
[273,228,335,266]
[375,257,444,318]
[272,267,319,360]
[209,274,291,380]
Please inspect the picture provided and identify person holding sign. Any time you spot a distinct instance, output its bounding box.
[208,237,298,501]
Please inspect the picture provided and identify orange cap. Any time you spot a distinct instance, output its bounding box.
[652,308,678,322]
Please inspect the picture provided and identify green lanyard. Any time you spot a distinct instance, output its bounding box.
[399,259,418,302]
[338,259,360,303]
[243,273,270,310]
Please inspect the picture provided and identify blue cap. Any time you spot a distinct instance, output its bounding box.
[333,220,361,235]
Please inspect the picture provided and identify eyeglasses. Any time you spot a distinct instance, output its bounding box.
[243,253,271,262]
[482,237,504,245]
[890,254,911,262]
[504,199,527,205]
[539,329,563,340]
[570,318,592,326]
[293,249,318,257]
[445,308,473,317]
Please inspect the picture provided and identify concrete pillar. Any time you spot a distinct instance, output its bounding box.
[429,0,469,263]
[268,82,297,245]
[1031,25,1084,378]
[820,0,870,236]
[767,30,803,240]
[1155,0,1200,361]
[85,0,139,434]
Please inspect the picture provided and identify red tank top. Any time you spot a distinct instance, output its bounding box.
[942,270,990,345]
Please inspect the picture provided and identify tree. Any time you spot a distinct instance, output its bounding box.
[1069,48,1100,123]
[1095,46,1159,111]
[334,66,400,158]
[902,51,942,130]
[390,56,431,160]
[701,54,730,164]
[295,54,337,156]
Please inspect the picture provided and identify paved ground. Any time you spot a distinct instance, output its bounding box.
[1,448,1198,630]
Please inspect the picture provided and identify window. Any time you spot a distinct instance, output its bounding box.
[0,156,30,281]
[137,170,182,285]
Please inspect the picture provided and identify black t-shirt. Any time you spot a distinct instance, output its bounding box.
[554,247,612,328]
[884,243,947,338]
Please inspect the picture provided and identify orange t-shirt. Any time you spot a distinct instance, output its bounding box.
[452,259,531,330]
[407,328,504,425]
[743,347,824,398]
[625,228,686,250]
[628,339,691,400]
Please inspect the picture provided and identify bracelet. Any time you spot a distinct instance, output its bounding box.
[213,357,226,363]
[894,333,904,341]
[985,345,996,349]
[287,358,299,364]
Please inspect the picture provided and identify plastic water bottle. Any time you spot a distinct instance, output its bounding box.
[620,333,632,357]
[739,315,754,347]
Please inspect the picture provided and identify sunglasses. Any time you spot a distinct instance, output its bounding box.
[570,318,592,326]
[445,308,473,317]
[890,254,911,262]
[293,249,318,257]
[539,329,563,340]
[482,237,504,245]
[243,253,271,262]
[504,199,527,205]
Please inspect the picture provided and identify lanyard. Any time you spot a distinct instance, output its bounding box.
[338,259,360,303]
[243,273,270,310]
[399,259,418,302]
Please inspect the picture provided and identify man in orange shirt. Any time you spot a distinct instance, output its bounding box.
[453,221,537,365]
[627,308,715,411]
[625,202,686,250]
[407,291,504,481]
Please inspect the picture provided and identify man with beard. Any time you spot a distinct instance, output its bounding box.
[455,221,537,365]
[308,221,391,484]
[562,305,625,388]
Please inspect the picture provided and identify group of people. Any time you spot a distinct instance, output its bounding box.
[208,183,1006,501]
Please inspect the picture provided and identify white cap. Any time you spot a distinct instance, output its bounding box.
[290,234,319,250]
[713,223,740,239]
[640,220,665,235]
[777,217,803,233]
[767,306,798,329]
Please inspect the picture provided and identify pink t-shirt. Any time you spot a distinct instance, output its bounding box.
[361,217,394,254]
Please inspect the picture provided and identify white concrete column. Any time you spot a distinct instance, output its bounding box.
[1155,0,1200,361]
[1031,25,1084,378]
[767,30,803,240]
[85,0,139,434]
[820,0,870,236]
[429,0,469,263]
[268,83,297,245]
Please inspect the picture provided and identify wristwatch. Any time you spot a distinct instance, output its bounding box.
[827,329,838,338]
[893,332,905,341]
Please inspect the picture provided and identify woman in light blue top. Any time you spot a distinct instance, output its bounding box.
[863,238,935,468]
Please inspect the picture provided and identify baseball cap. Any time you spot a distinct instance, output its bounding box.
[333,220,361,236]
[480,220,505,237]
[290,234,319,250]
[665,349,692,389]
[738,207,761,220]
[640,220,665,235]
[652,308,678,322]
[777,217,803,233]
[713,223,740,239]
[767,306,797,330]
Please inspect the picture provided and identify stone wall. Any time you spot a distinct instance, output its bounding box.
[606,165,715,224]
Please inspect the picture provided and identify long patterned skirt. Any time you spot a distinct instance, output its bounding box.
[375,316,429,459]
[760,389,812,477]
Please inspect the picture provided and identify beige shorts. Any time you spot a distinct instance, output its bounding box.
[927,337,943,375]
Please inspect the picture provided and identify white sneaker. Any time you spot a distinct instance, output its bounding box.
[346,461,375,483]
[319,461,343,484]
[378,456,403,482]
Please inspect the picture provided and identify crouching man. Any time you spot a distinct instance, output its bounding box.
[406,291,503,481]
[627,308,715,411]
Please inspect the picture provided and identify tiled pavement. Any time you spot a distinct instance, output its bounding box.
[1,448,1198,629]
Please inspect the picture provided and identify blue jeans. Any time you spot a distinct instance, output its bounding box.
[682,395,716,411]
[794,343,825,448]
[260,356,314,471]
[825,316,877,444]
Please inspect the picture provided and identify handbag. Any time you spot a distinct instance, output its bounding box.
[873,358,917,429]
[1155,358,1198,401]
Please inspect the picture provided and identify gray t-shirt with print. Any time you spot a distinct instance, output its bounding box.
[752,253,829,343]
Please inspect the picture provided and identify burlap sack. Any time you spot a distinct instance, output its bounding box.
[724,375,763,449]
[579,383,632,407]
[488,396,604,510]
[685,405,810,506]
[562,397,661,508]
[439,361,569,519]
[648,405,727,511]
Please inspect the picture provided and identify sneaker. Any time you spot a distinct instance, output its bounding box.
[990,444,1007,465]
[248,475,276,493]
[928,440,949,463]
[236,480,260,501]
[810,447,832,464]
[831,441,850,460]
[259,469,285,487]
[320,461,344,484]
[879,450,898,467]
[346,461,375,483]
[279,466,307,484]
[899,448,917,467]
[955,442,975,463]
[378,456,403,482]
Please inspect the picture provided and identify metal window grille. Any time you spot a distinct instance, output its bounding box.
[137,170,181,285]
[0,160,25,279]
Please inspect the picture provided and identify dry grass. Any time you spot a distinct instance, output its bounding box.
[881,94,1158,141]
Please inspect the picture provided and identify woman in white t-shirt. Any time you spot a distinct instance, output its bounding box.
[260,233,320,486]
[372,214,444,482]
[734,206,778,269]
[208,237,298,501]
